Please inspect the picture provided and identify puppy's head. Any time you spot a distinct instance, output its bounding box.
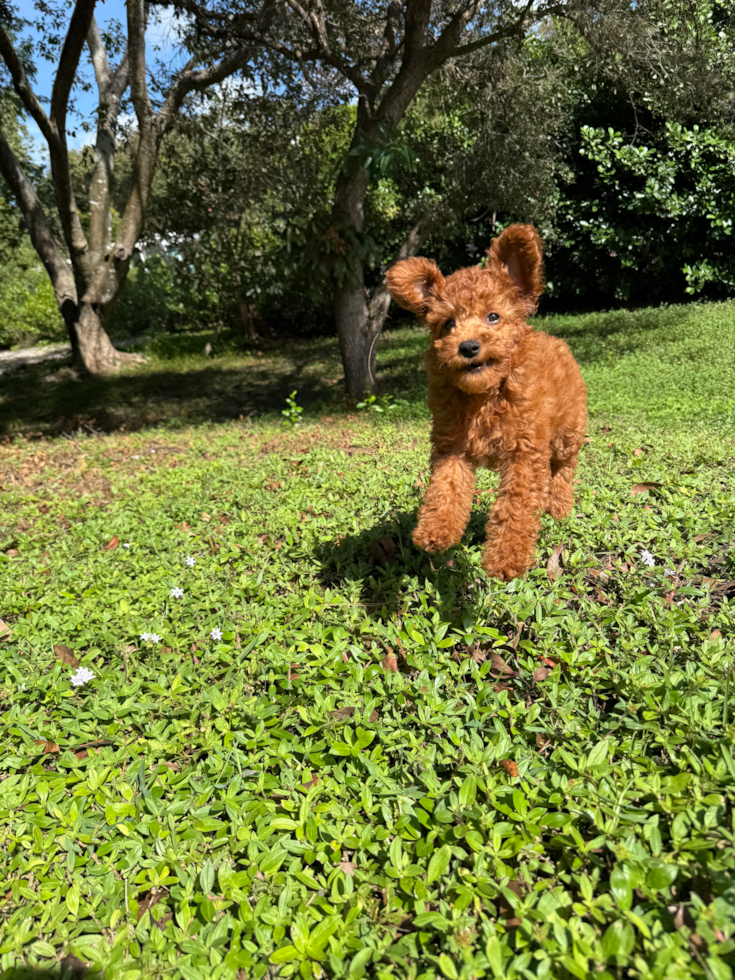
[385,224,544,394]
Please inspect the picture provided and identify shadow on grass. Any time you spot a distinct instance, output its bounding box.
[315,507,499,624]
[1,957,101,980]
[0,328,428,438]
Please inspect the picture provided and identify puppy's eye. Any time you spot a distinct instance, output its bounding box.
[443,319,456,332]
[486,312,500,324]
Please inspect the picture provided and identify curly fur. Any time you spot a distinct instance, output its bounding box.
[385,223,587,581]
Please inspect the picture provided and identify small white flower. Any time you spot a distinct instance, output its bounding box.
[150,633,162,644]
[170,587,184,599]
[71,667,96,687]
[123,543,131,549]
[210,627,223,641]
[185,556,196,567]
[640,549,656,567]
[140,631,151,641]
[20,683,26,691]
[664,568,676,578]
[132,455,140,459]
[150,449,156,454]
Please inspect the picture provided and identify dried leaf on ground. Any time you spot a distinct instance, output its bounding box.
[35,739,60,754]
[631,482,662,495]
[103,535,119,550]
[381,653,398,673]
[533,666,553,683]
[458,643,487,664]
[547,542,565,582]
[499,759,519,777]
[0,619,11,641]
[340,861,358,877]
[490,651,516,675]
[329,706,356,721]
[54,644,79,668]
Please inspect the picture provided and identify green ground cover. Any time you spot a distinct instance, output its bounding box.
[0,300,734,980]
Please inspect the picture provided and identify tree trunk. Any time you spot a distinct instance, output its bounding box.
[62,298,142,374]
[332,162,381,400]
[332,159,447,398]
[334,270,381,400]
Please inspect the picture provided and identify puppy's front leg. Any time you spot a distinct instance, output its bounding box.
[413,454,476,553]
[483,451,550,581]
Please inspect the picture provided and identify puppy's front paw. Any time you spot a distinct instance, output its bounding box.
[482,552,529,582]
[413,523,461,554]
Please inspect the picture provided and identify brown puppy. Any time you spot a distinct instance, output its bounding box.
[386,224,587,581]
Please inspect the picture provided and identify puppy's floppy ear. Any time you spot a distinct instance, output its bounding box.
[385,257,444,315]
[487,224,545,314]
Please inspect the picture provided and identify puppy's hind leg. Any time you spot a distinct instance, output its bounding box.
[547,454,578,519]
[547,426,584,519]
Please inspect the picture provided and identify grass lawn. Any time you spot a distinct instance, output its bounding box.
[0,300,734,980]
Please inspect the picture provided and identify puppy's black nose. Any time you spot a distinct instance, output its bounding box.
[458,340,481,359]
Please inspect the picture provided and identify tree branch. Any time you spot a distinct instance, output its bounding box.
[370,0,402,95]
[87,13,112,90]
[0,24,56,148]
[113,0,157,260]
[87,18,130,258]
[158,46,253,130]
[447,1,569,59]
[50,0,98,132]
[0,128,76,303]
[273,0,366,89]
[403,0,432,62]
[39,0,96,280]
[128,0,153,129]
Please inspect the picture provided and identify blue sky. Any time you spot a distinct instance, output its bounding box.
[20,0,181,161]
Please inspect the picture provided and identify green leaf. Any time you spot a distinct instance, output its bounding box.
[646,861,679,891]
[485,936,504,977]
[307,914,340,951]
[65,883,80,917]
[610,864,632,910]
[199,859,215,894]
[271,945,301,964]
[458,774,477,807]
[427,844,452,883]
[349,947,373,975]
[414,912,451,930]
[438,954,458,979]
[586,739,610,768]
